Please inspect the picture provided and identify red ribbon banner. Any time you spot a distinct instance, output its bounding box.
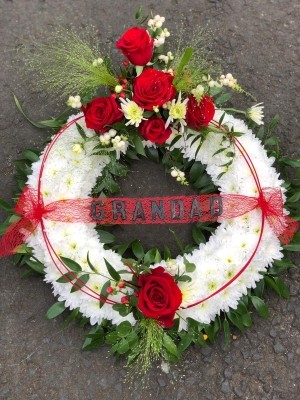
[0,186,298,257]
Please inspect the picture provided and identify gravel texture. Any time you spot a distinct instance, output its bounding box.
[0,0,299,399]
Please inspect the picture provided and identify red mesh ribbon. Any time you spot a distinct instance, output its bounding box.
[0,186,298,256]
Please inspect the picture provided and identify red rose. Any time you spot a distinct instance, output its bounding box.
[138,117,172,144]
[82,95,123,133]
[186,95,215,130]
[133,68,176,110]
[137,267,182,328]
[116,27,154,66]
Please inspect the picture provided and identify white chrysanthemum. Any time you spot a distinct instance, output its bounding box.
[119,98,145,127]
[165,92,189,133]
[246,103,264,125]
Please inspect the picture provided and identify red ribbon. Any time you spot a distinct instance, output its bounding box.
[0,186,298,257]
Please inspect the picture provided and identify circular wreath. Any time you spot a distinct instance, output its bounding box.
[1,11,299,372]
[25,111,284,329]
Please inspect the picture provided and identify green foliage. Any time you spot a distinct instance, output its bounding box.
[14,95,66,129]
[25,27,117,99]
[45,301,66,319]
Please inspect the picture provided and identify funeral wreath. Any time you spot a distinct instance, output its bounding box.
[1,8,299,374]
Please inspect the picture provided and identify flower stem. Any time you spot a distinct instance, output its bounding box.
[221,108,246,115]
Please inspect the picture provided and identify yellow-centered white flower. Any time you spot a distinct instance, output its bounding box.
[246,103,264,125]
[165,92,189,133]
[119,98,145,127]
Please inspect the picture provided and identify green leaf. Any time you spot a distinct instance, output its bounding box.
[215,92,232,105]
[189,162,205,183]
[183,256,196,273]
[126,148,140,160]
[37,119,64,128]
[25,259,45,275]
[60,256,82,272]
[144,248,158,266]
[253,278,265,298]
[63,308,79,327]
[132,134,146,156]
[169,229,184,252]
[112,303,131,317]
[168,134,182,149]
[223,319,231,348]
[109,160,128,177]
[100,280,111,308]
[287,191,300,203]
[145,146,159,163]
[283,243,300,252]
[177,274,192,283]
[45,301,66,319]
[236,304,252,327]
[82,326,105,350]
[204,324,216,342]
[163,245,172,260]
[116,321,132,337]
[176,47,193,75]
[104,258,121,281]
[226,310,244,331]
[132,240,144,260]
[22,149,39,163]
[192,225,206,245]
[116,338,130,354]
[218,112,226,126]
[86,251,98,273]
[154,249,162,263]
[279,158,300,168]
[212,147,226,157]
[105,331,119,345]
[268,114,280,133]
[257,126,265,140]
[70,273,89,293]
[97,229,116,244]
[251,296,269,319]
[75,122,88,139]
[113,242,131,256]
[14,94,46,129]
[143,111,154,118]
[126,330,139,348]
[163,333,179,358]
[0,198,13,212]
[268,259,296,275]
[277,278,290,299]
[178,332,193,354]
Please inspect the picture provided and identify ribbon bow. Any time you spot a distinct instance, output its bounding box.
[0,187,45,256]
[256,187,298,244]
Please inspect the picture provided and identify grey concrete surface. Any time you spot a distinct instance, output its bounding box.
[0,1,299,399]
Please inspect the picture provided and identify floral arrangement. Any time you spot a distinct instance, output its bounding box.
[1,8,299,375]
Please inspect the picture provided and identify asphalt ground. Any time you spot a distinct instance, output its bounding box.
[0,1,299,399]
